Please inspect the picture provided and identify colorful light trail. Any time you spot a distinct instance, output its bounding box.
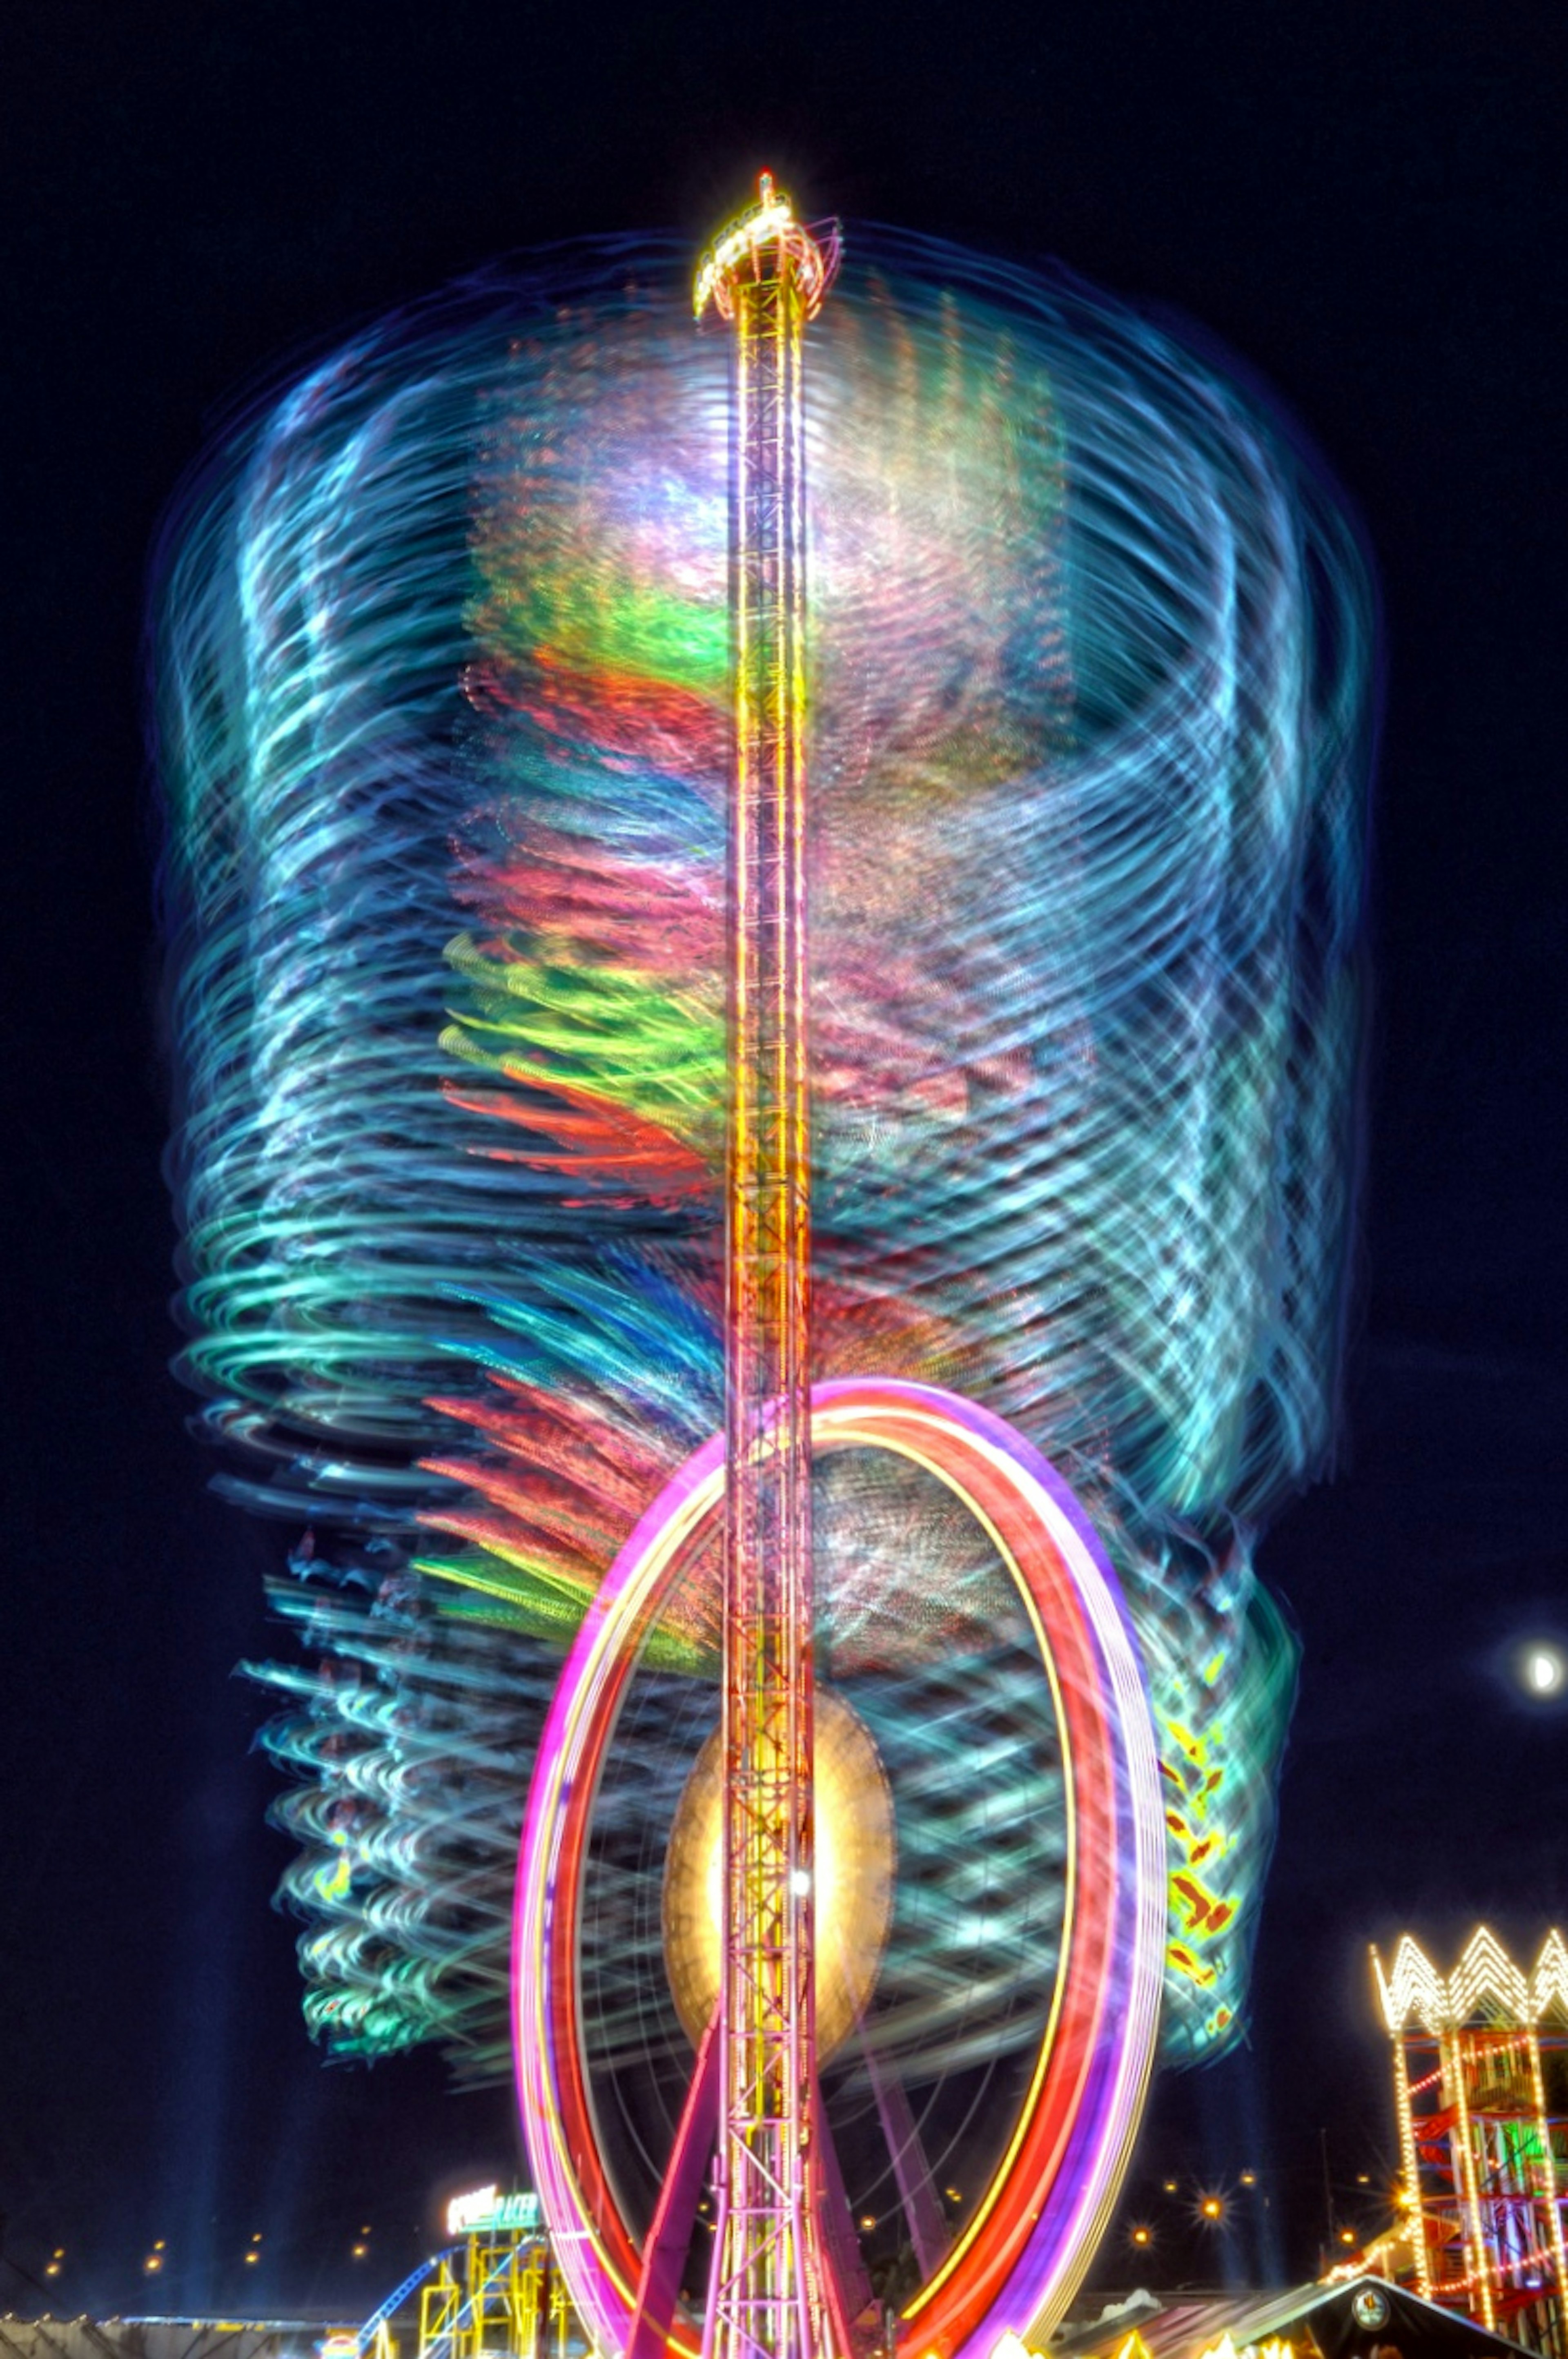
[515,1378,1165,2359]
[155,208,1374,2115]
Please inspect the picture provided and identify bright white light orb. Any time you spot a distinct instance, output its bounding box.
[1521,1644,1565,1697]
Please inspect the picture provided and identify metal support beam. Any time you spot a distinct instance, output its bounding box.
[696,174,839,2359]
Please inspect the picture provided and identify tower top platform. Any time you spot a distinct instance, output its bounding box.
[694,171,839,320]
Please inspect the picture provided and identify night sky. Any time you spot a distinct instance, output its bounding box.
[4,0,1564,2326]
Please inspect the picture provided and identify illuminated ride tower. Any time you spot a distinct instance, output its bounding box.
[1375,1929,1568,2357]
[514,179,1167,2359]
[695,176,839,2359]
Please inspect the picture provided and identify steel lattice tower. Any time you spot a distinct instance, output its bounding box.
[696,177,841,2359]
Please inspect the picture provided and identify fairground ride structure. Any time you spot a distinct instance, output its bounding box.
[154,162,1376,2359]
[514,177,1165,2359]
[1375,1929,1568,2359]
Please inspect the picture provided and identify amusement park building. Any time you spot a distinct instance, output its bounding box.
[1372,1929,1568,2359]
[1062,2274,1540,2359]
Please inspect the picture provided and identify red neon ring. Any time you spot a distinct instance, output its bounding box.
[514,1378,1163,2359]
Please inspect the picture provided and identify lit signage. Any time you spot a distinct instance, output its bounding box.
[445,2186,541,2239]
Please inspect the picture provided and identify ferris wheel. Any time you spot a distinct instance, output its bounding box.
[512,179,1167,2359]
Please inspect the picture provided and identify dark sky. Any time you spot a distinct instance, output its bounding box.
[4,0,1565,2326]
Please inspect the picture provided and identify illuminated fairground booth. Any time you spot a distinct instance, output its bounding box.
[1372,1930,1568,2359]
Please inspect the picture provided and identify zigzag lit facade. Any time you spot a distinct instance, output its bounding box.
[1375,1929,1568,2357]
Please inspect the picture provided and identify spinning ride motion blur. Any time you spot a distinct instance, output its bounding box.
[155,161,1376,2359]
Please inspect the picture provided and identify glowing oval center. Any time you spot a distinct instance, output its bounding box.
[662,1684,895,2061]
[1524,1645,1564,1696]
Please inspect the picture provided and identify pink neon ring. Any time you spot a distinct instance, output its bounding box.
[514,1378,1164,2359]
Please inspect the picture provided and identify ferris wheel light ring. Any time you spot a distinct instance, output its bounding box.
[514,1378,1165,2359]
